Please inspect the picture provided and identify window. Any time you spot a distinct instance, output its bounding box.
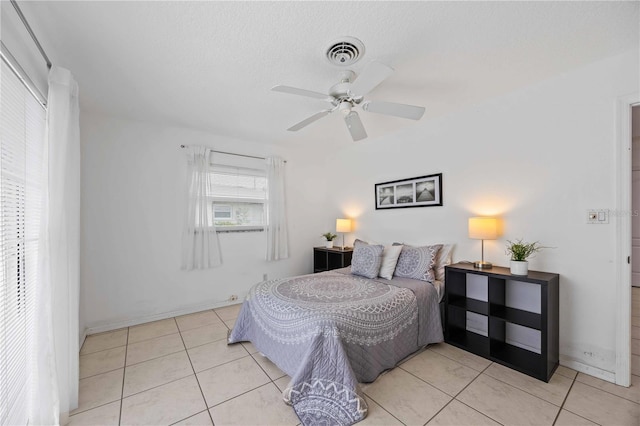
[209,164,267,231]
[0,61,46,425]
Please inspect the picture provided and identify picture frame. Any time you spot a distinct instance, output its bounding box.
[375,173,442,209]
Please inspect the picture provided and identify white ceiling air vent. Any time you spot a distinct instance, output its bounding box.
[325,37,365,66]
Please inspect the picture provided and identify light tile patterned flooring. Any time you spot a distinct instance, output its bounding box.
[70,294,640,425]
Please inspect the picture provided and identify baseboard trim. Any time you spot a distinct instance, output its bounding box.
[560,358,616,384]
[79,329,88,350]
[84,296,246,336]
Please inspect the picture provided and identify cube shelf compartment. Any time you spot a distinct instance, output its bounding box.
[313,247,353,273]
[444,263,559,382]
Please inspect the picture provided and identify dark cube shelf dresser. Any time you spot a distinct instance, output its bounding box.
[444,263,559,382]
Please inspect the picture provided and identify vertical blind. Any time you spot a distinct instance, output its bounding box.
[0,61,46,424]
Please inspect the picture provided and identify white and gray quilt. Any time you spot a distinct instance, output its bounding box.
[227,268,443,425]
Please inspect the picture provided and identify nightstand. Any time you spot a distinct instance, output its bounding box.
[313,247,353,273]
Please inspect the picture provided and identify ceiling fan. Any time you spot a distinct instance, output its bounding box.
[272,61,426,141]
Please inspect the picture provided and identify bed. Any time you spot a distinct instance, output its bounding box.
[227,242,449,425]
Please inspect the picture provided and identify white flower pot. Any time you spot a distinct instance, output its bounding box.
[325,241,334,249]
[510,260,528,276]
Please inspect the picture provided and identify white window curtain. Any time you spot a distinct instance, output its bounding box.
[265,156,289,261]
[29,66,81,425]
[181,146,223,269]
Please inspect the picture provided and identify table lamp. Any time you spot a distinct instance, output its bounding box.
[336,218,352,250]
[468,217,498,269]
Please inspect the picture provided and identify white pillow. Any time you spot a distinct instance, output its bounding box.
[435,244,453,282]
[378,245,403,280]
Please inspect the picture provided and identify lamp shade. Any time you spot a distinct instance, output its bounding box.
[468,217,498,240]
[336,218,352,233]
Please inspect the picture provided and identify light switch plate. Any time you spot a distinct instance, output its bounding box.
[587,209,609,224]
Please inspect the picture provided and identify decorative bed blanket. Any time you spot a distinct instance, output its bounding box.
[228,270,443,425]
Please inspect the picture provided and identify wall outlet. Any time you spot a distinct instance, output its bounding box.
[229,294,238,302]
[263,273,268,281]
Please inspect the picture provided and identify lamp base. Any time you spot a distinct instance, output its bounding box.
[474,261,493,269]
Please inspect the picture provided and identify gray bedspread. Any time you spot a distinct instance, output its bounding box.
[227,268,443,425]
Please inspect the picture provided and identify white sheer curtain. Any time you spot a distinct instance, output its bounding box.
[29,66,80,424]
[265,157,289,261]
[181,146,223,269]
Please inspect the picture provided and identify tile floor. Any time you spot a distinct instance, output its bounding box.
[71,296,640,426]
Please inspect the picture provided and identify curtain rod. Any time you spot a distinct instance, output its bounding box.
[1,42,47,109]
[11,0,52,70]
[179,145,286,163]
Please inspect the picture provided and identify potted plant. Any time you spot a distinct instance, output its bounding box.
[322,232,337,248]
[505,239,545,275]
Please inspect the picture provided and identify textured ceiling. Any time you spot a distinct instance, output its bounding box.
[20,1,640,144]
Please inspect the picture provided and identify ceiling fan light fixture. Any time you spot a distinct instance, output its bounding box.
[338,100,352,114]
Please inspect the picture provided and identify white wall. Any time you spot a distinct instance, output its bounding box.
[299,49,637,377]
[80,115,323,331]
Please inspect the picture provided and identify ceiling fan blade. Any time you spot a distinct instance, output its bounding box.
[362,100,425,120]
[272,85,329,100]
[349,61,394,96]
[287,110,331,131]
[344,111,367,141]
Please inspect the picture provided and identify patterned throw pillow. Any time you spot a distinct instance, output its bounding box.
[350,239,384,279]
[393,244,442,282]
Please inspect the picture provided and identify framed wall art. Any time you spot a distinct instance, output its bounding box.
[375,173,442,209]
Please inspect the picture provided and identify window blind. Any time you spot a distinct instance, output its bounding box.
[208,164,267,229]
[0,61,46,425]
[210,165,267,202]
